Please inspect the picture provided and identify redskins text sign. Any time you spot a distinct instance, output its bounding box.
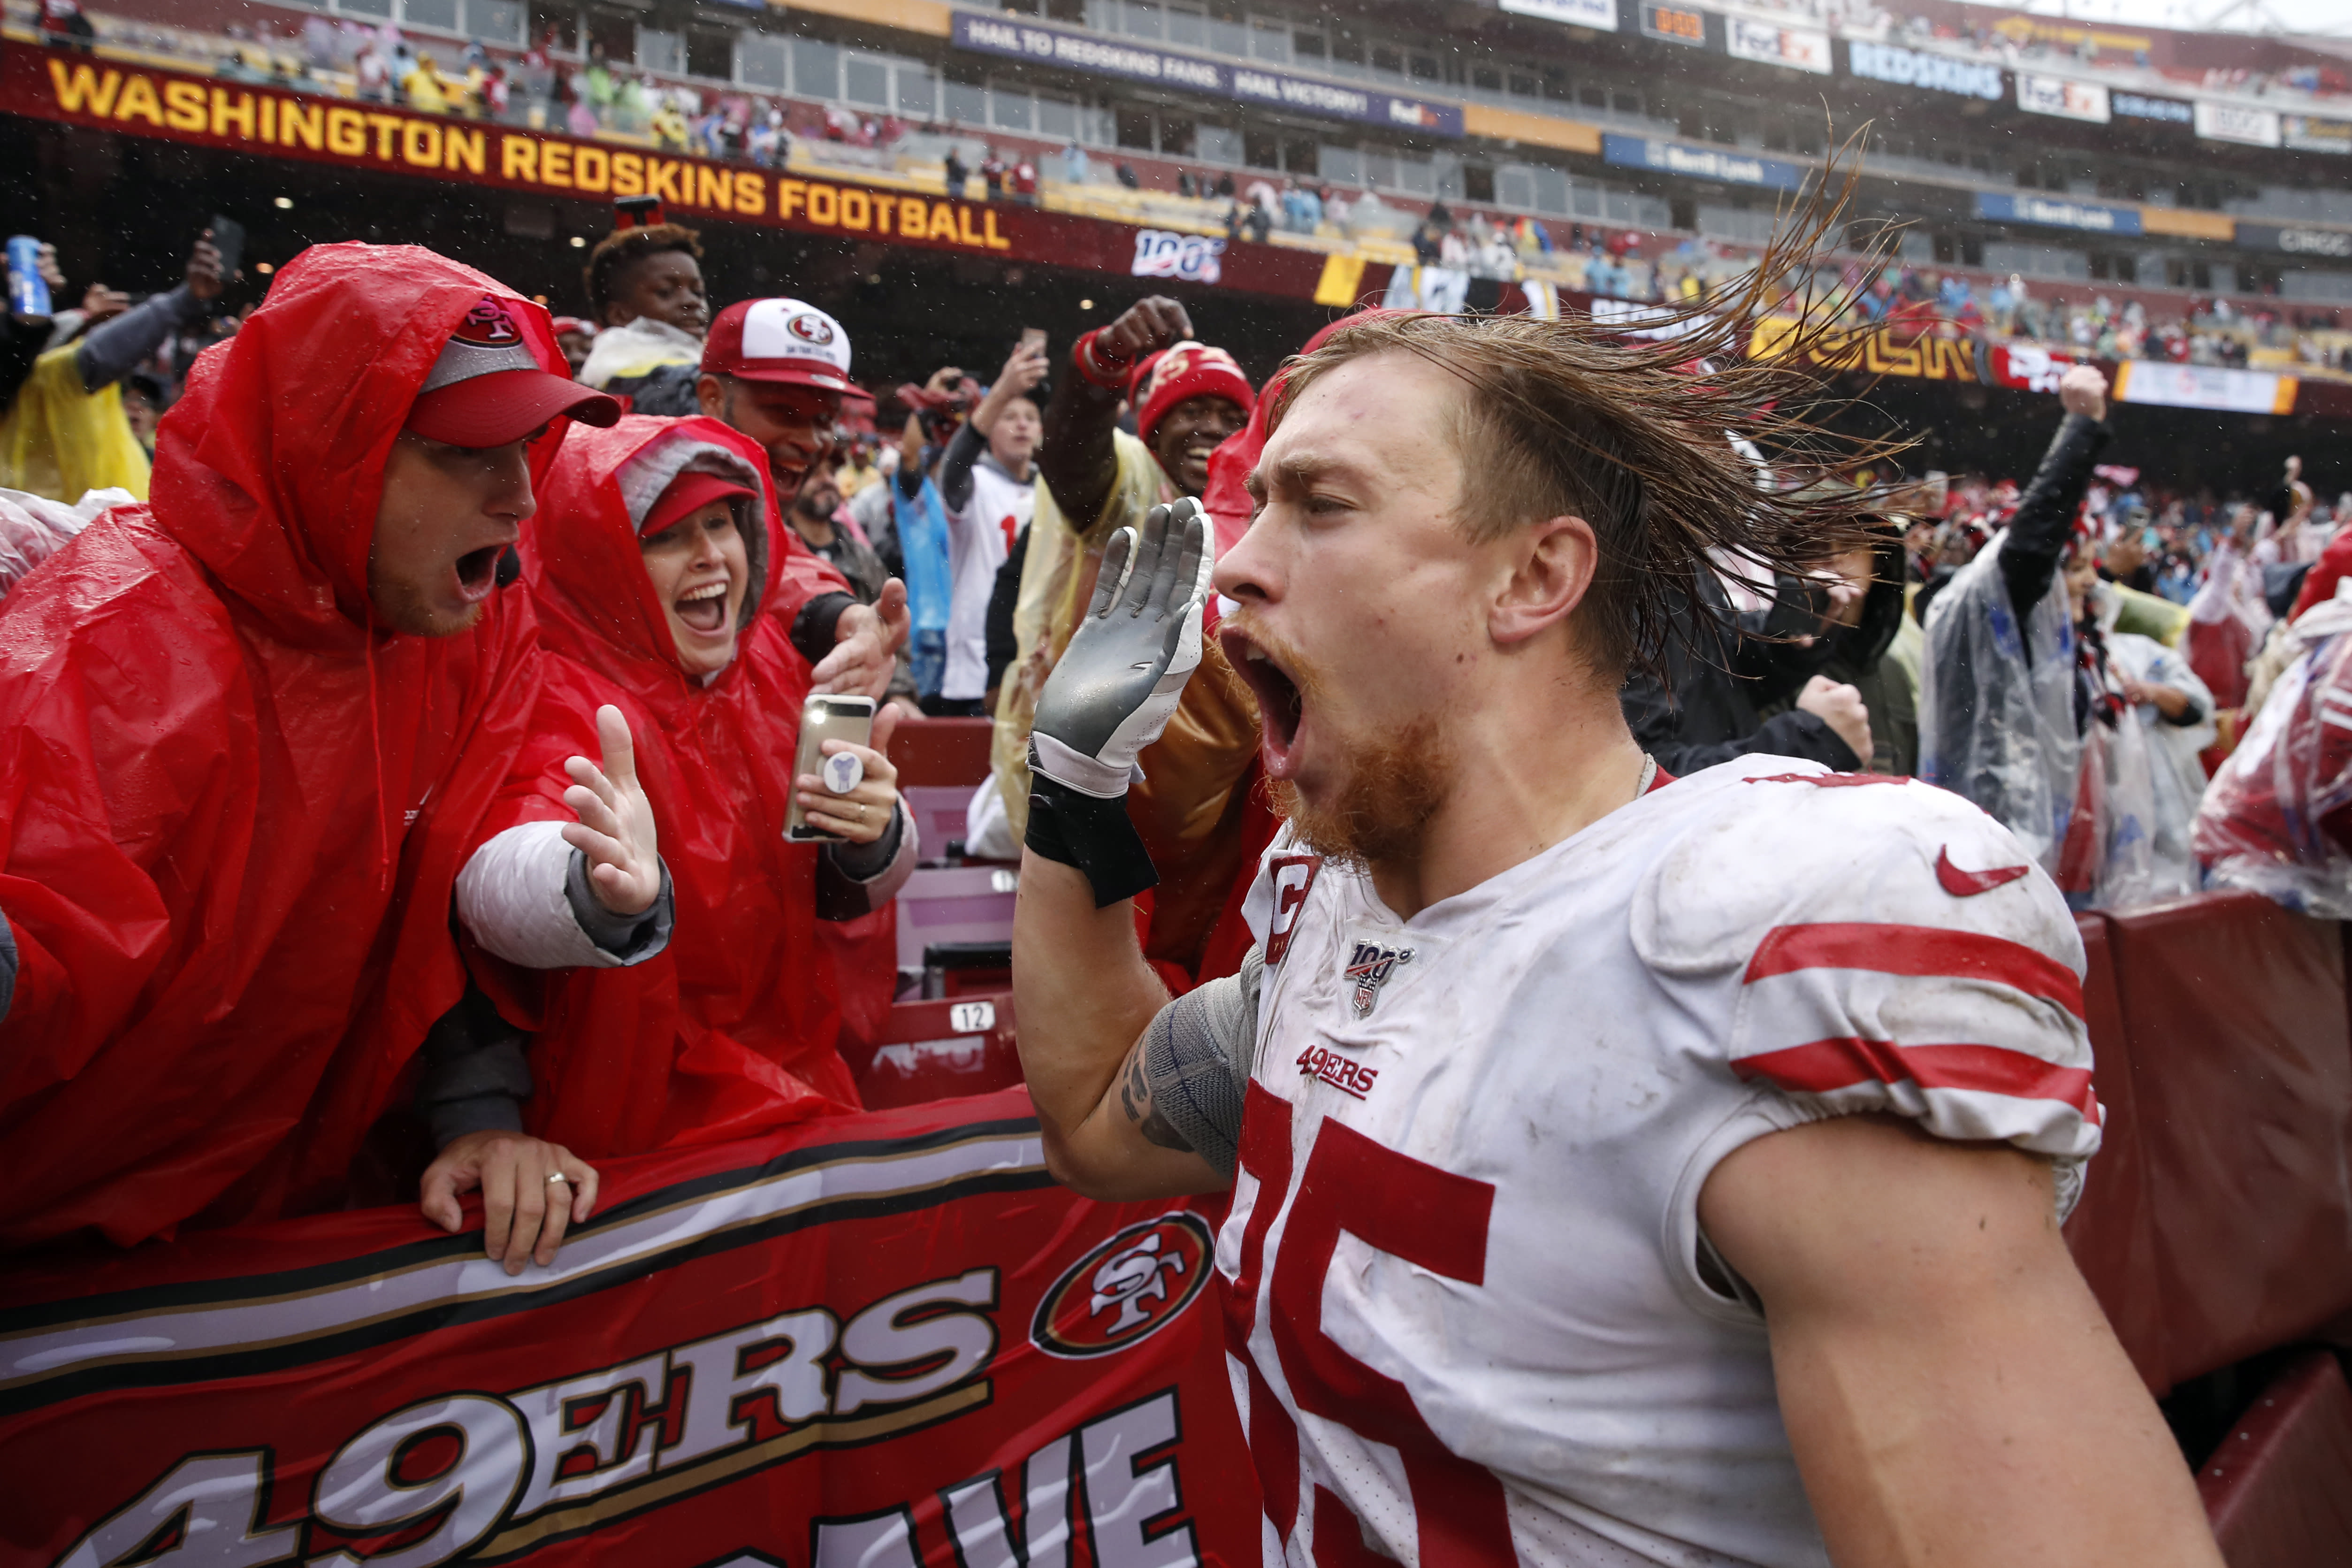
[19,53,1022,256]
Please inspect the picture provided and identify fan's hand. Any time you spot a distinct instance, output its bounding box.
[560,705,661,917]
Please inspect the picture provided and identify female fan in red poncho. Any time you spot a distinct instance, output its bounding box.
[451,414,913,1163]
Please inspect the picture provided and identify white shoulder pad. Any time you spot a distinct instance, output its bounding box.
[1634,769,2102,1216]
[1631,771,2081,979]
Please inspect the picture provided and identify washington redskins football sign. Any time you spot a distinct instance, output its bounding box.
[0,1092,1259,1566]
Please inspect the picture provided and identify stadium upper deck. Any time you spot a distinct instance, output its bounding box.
[6,0,2351,414]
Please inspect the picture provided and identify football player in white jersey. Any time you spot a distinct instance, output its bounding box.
[1009,301,2221,1567]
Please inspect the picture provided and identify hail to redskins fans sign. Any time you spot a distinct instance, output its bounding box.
[0,1090,1257,1567]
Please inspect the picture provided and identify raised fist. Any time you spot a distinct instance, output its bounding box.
[2058,365,2108,422]
[1092,297,1193,374]
[1797,675,1873,771]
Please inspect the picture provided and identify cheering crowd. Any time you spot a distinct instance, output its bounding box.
[6,213,2351,1216]
[0,202,2312,1564]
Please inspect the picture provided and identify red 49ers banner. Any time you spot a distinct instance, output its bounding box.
[0,1090,1258,1567]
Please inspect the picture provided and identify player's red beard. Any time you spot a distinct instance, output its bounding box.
[1228,609,1454,869]
[1265,715,1451,871]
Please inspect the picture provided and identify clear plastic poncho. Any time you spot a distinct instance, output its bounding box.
[0,485,130,597]
[2069,679,2167,909]
[1920,531,2082,874]
[2101,623,2214,905]
[2192,588,2352,918]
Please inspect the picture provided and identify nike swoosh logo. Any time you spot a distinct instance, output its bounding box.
[1746,773,1914,788]
[1936,846,2033,897]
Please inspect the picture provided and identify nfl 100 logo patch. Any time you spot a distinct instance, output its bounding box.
[1343,939,1413,1018]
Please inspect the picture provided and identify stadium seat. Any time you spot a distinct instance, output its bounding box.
[2196,1350,2352,1566]
[2062,912,2168,1390]
[856,990,1023,1108]
[887,715,995,864]
[2100,893,2352,1394]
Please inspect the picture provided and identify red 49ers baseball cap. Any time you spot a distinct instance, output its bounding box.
[701,298,854,391]
[641,469,756,536]
[405,296,620,447]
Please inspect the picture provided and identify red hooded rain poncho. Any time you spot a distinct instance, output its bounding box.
[475,414,857,1159]
[0,245,575,1248]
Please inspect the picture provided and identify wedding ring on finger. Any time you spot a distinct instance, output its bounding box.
[823,751,864,794]
[547,1172,570,1186]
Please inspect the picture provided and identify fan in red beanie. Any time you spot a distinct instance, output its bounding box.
[1060,298,1254,512]
[982,299,1278,1000]
[990,298,1257,854]
[1128,339,1256,497]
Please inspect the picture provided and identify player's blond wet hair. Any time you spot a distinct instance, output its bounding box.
[1268,153,1911,685]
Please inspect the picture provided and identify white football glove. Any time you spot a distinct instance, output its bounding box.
[1030,497,1214,798]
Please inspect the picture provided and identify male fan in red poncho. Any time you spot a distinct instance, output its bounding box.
[433,414,914,1174]
[0,245,620,1251]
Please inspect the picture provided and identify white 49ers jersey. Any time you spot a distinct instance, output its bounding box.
[1222,759,2101,1568]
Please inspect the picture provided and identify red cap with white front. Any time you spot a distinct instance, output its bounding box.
[405,296,619,447]
[701,298,854,391]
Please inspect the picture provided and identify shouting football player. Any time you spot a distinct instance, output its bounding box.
[1010,301,2222,1563]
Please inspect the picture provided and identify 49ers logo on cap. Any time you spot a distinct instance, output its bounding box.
[1030,1212,1213,1359]
[452,296,524,348]
[1142,344,1198,399]
[710,297,853,390]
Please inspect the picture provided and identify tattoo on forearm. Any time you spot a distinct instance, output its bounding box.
[1119,1045,1195,1153]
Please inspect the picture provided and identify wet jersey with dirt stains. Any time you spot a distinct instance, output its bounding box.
[1220,758,2102,1568]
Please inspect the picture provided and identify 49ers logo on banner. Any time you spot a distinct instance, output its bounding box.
[1030,1212,1214,1359]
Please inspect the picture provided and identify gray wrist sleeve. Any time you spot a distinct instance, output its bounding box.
[420,1048,531,1148]
[566,849,674,962]
[939,418,986,514]
[825,802,904,880]
[1139,946,1262,1177]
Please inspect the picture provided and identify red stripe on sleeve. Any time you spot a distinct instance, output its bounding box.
[1733,1037,2100,1124]
[1743,922,2085,1021]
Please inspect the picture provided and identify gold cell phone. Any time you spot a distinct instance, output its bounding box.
[785,695,876,842]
